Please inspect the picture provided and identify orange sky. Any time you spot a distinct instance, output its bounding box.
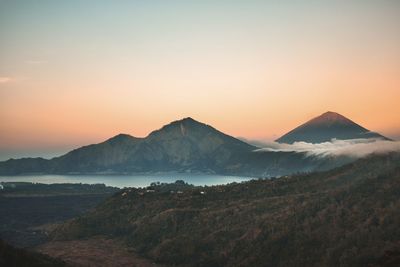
[0,1,399,159]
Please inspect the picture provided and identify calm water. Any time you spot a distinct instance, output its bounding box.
[0,174,252,188]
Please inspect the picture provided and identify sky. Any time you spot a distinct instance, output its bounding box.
[0,0,400,160]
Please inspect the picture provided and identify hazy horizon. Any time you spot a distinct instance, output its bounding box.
[1,1,400,160]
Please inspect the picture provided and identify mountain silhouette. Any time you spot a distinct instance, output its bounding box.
[276,111,389,144]
[0,116,357,176]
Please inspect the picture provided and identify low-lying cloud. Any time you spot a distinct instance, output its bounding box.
[254,138,400,158]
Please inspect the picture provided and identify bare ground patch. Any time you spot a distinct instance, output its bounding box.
[36,237,164,267]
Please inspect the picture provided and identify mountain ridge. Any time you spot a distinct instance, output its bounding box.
[1,118,273,175]
[0,115,387,176]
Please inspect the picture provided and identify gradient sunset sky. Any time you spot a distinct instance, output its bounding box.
[1,0,399,160]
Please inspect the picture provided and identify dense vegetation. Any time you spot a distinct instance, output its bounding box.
[0,239,65,267]
[0,183,118,247]
[52,153,400,266]
[0,182,118,196]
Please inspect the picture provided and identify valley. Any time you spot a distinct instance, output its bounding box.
[36,153,400,267]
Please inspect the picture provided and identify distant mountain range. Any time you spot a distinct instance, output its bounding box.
[276,111,389,143]
[51,117,257,174]
[0,113,390,176]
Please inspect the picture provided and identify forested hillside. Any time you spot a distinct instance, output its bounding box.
[50,153,400,267]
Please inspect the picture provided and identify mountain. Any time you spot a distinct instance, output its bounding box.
[276,111,389,144]
[0,118,271,175]
[52,133,142,171]
[49,152,400,267]
[137,117,256,169]
[50,117,257,174]
[0,117,350,176]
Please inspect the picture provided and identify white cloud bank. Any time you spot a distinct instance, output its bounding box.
[255,138,400,158]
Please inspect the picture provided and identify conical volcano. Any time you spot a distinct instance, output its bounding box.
[276,111,389,144]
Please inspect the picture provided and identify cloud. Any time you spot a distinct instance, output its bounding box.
[0,77,12,84]
[25,60,48,65]
[254,138,400,158]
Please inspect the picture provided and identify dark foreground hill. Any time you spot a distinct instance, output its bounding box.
[0,117,345,177]
[276,111,389,143]
[0,239,65,267]
[50,152,400,267]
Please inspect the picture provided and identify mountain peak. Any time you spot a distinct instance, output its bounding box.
[171,117,199,126]
[276,111,388,144]
[320,111,347,119]
[181,117,196,122]
[148,117,213,139]
[105,133,140,144]
[146,117,255,150]
[153,117,206,133]
[306,111,355,126]
[111,133,134,139]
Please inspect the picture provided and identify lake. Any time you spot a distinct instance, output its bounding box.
[0,174,253,188]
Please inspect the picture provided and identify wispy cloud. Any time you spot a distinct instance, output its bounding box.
[0,77,12,84]
[254,138,400,158]
[25,60,48,65]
